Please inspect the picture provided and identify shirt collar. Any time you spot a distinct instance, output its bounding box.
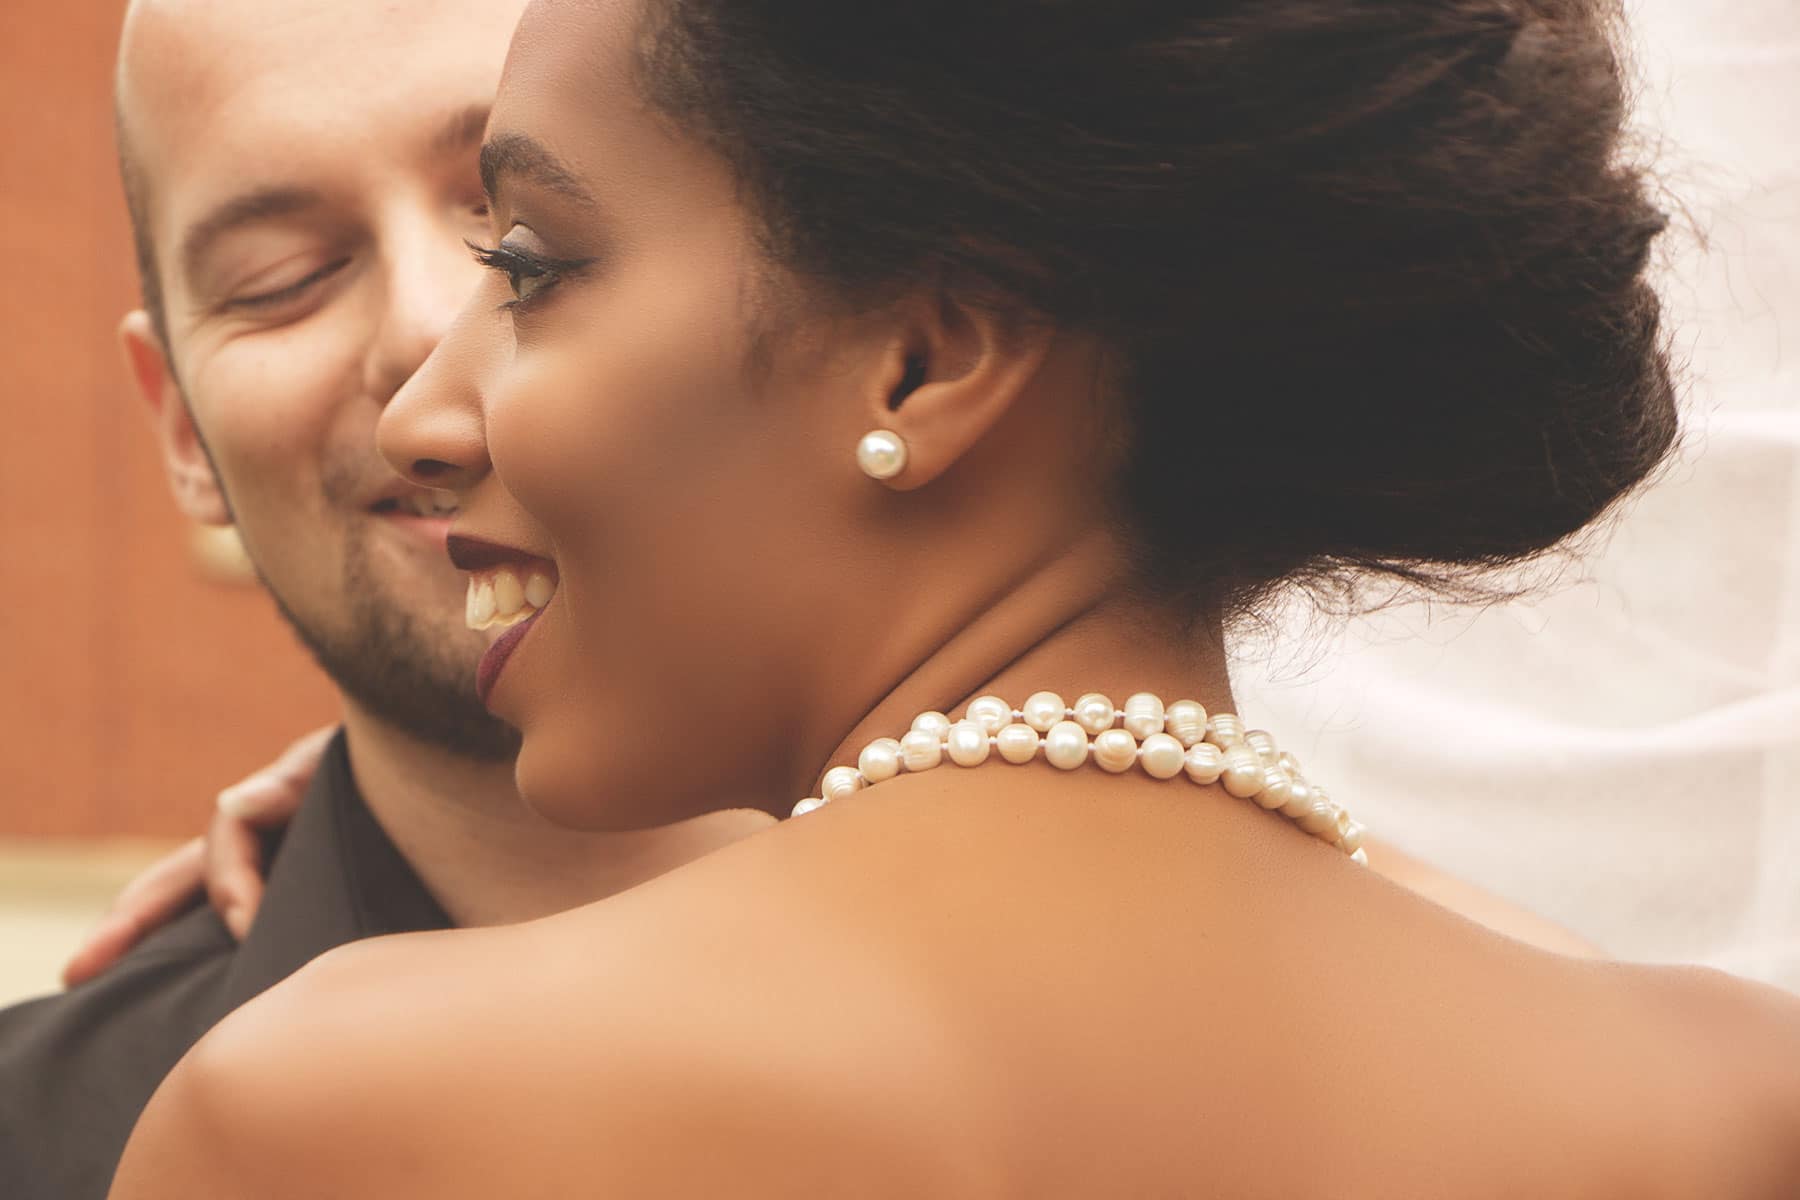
[219,730,450,1010]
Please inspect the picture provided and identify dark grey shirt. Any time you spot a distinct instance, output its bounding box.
[0,732,449,1200]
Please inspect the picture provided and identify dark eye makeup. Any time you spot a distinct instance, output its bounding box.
[468,239,593,312]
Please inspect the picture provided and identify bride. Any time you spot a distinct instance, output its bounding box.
[112,0,1800,1194]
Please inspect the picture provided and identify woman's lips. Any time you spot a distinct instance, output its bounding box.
[445,534,559,706]
[476,604,544,707]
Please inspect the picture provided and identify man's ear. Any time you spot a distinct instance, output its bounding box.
[854,292,1056,491]
[119,310,231,526]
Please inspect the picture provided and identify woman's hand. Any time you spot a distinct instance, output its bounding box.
[61,727,335,987]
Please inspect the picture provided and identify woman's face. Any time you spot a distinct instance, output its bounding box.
[375,0,878,825]
[379,0,1113,827]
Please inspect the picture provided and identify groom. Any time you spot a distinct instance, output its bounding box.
[0,2,769,1196]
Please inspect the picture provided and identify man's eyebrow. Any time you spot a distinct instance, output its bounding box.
[431,103,492,157]
[479,132,596,208]
[178,187,325,291]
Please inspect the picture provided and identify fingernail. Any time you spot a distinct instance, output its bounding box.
[217,787,249,818]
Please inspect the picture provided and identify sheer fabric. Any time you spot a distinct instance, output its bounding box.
[1234,0,1800,990]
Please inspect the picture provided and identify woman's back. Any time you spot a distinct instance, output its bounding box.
[131,768,1800,1198]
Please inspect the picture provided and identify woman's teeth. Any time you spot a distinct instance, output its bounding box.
[465,565,556,631]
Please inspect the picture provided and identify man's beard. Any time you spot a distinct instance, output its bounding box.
[267,523,521,763]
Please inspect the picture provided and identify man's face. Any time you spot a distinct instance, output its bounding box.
[118,0,529,756]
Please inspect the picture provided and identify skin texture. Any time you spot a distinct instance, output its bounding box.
[108,0,1800,1194]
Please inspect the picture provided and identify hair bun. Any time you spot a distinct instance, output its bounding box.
[646,0,1678,614]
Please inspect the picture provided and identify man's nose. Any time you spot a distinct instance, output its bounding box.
[378,286,494,493]
[364,211,481,406]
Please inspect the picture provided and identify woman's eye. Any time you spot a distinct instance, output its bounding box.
[469,240,588,312]
[510,264,558,304]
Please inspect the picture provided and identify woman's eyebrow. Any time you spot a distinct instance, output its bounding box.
[478,132,596,209]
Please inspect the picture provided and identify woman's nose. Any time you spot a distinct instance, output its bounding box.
[377,302,493,492]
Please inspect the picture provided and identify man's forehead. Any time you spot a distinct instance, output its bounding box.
[118,0,525,195]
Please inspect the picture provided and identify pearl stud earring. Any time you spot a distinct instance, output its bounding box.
[856,430,908,481]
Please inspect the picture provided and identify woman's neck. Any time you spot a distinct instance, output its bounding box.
[803,532,1233,806]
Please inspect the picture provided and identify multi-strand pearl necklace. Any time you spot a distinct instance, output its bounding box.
[793,691,1369,864]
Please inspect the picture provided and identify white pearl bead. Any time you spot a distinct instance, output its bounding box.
[855,429,908,480]
[946,720,991,767]
[1043,721,1089,770]
[821,765,864,803]
[996,723,1040,764]
[1139,732,1185,780]
[857,738,903,784]
[1276,751,1303,778]
[1244,729,1278,766]
[1093,728,1138,774]
[1021,691,1066,733]
[1206,713,1245,748]
[899,729,942,772]
[1257,768,1293,812]
[1333,806,1353,843]
[791,796,826,818]
[1278,777,1313,818]
[1182,743,1225,785]
[911,711,952,740]
[1121,693,1166,741]
[1165,700,1208,748]
[1300,796,1341,838]
[1219,745,1265,798]
[1350,847,1370,867]
[966,695,1012,735]
[1339,819,1365,855]
[1072,692,1116,736]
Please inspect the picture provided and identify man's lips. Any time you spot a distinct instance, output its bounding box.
[368,490,458,519]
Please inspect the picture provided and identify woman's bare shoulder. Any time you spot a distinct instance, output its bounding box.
[107,801,1800,1199]
[105,926,891,1198]
[1598,961,1800,1197]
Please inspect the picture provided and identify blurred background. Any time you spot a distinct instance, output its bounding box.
[0,0,336,1001]
[0,0,1793,1008]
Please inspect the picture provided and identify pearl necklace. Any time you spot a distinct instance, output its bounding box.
[793,691,1369,864]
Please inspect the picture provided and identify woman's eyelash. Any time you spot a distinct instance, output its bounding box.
[467,240,589,311]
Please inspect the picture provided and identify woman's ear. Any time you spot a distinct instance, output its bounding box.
[119,310,232,526]
[854,292,1055,491]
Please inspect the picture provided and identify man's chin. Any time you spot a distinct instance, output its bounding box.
[271,597,519,763]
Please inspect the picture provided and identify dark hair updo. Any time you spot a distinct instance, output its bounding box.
[640,0,1677,616]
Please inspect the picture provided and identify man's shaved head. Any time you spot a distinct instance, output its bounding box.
[115,0,182,344]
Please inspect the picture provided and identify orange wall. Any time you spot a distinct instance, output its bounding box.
[0,1,338,838]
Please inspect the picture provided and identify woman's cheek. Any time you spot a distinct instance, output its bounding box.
[485,340,617,529]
